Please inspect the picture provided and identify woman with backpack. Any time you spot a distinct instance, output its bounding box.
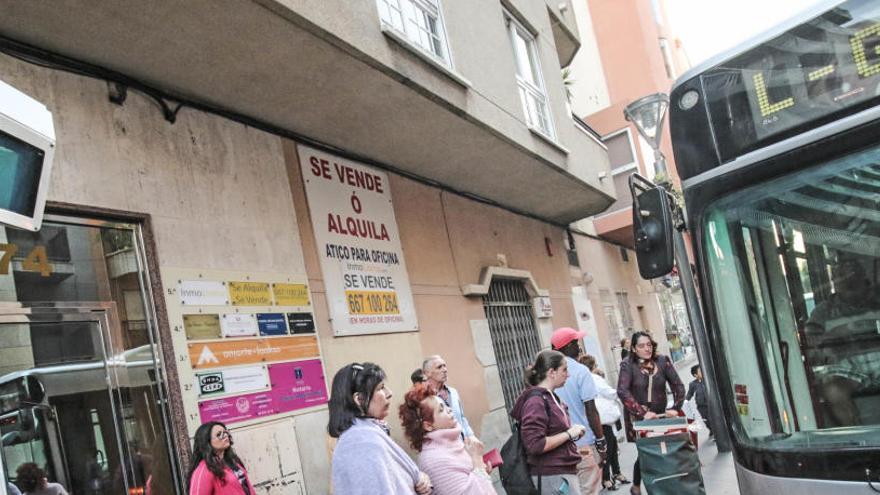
[617,331,686,495]
[510,349,587,495]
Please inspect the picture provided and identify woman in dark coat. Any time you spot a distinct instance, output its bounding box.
[617,331,686,495]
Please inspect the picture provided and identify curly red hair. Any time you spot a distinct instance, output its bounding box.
[398,382,437,451]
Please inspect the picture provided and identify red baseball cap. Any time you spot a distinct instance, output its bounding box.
[551,327,586,350]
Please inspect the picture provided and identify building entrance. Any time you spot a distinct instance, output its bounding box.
[0,216,179,495]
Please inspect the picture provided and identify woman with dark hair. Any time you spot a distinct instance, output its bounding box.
[14,463,67,495]
[399,383,496,495]
[617,331,686,495]
[328,362,432,495]
[187,422,254,495]
[510,350,586,495]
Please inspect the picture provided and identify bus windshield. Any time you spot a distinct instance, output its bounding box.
[702,144,880,450]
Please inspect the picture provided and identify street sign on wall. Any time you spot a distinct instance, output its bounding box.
[298,145,418,336]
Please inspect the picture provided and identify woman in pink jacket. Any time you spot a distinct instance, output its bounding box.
[399,383,496,495]
[187,421,255,495]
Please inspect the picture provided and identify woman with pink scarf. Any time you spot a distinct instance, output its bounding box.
[400,383,497,495]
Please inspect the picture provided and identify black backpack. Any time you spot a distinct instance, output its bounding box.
[500,389,552,495]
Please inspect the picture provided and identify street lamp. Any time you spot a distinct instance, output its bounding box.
[624,93,669,178]
[623,91,733,452]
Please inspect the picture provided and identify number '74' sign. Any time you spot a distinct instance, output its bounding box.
[0,244,52,277]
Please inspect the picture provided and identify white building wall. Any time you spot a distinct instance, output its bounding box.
[566,0,611,117]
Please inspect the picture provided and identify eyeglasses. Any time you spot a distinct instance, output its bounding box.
[214,430,231,440]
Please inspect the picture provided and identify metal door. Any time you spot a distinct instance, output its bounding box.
[482,280,541,414]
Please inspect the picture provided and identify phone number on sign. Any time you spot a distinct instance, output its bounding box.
[345,290,400,315]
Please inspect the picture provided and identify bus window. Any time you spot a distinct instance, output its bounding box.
[703,145,880,449]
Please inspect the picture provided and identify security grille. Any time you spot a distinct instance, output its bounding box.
[482,279,542,415]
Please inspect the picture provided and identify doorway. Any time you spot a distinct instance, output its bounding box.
[0,215,179,494]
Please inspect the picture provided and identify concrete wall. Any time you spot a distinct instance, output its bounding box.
[574,235,668,384]
[284,140,580,490]
[1,34,590,493]
[567,0,611,117]
[268,0,610,191]
[0,54,330,492]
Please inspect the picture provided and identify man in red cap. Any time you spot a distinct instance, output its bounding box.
[551,327,607,495]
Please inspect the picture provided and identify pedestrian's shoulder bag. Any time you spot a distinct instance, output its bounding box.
[500,389,551,495]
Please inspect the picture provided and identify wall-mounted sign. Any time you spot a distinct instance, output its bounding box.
[287,313,315,334]
[198,359,328,424]
[221,313,259,338]
[188,335,320,369]
[298,145,418,336]
[273,283,310,306]
[532,296,553,319]
[184,314,222,340]
[179,280,228,306]
[196,365,269,397]
[257,313,288,336]
[229,281,272,306]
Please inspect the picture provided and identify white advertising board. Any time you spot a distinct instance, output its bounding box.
[220,313,259,337]
[178,280,228,306]
[196,365,269,397]
[298,145,418,335]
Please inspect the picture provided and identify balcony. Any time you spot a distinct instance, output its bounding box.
[0,0,614,224]
[593,207,635,248]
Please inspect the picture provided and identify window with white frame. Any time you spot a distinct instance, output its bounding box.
[504,12,555,139]
[377,0,451,64]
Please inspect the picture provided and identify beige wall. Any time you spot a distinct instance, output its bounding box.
[1,44,590,493]
[574,235,668,384]
[0,54,331,492]
[284,140,579,469]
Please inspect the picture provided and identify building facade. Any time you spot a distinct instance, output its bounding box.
[0,1,617,493]
[562,0,695,378]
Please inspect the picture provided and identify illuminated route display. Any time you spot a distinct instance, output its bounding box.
[672,0,880,170]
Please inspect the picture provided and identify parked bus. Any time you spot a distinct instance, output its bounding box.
[634,0,880,492]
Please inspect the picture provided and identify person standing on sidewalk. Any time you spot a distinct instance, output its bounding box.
[579,354,630,491]
[511,349,587,494]
[423,355,476,440]
[617,331,686,495]
[550,328,607,495]
[687,365,712,436]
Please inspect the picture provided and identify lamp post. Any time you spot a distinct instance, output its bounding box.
[624,93,669,180]
[624,93,733,452]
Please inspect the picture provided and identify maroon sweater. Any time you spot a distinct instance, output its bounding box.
[510,386,580,475]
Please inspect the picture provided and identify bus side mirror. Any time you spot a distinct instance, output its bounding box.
[633,187,674,279]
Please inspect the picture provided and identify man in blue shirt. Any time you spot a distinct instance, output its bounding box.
[422,355,476,439]
[552,327,607,495]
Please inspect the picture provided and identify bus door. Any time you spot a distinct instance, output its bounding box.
[0,304,173,495]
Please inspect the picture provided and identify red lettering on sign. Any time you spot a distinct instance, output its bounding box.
[327,214,390,241]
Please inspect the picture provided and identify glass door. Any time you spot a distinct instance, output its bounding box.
[0,306,175,495]
[0,216,180,494]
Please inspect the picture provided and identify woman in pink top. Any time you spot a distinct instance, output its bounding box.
[187,421,255,495]
[400,383,496,495]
